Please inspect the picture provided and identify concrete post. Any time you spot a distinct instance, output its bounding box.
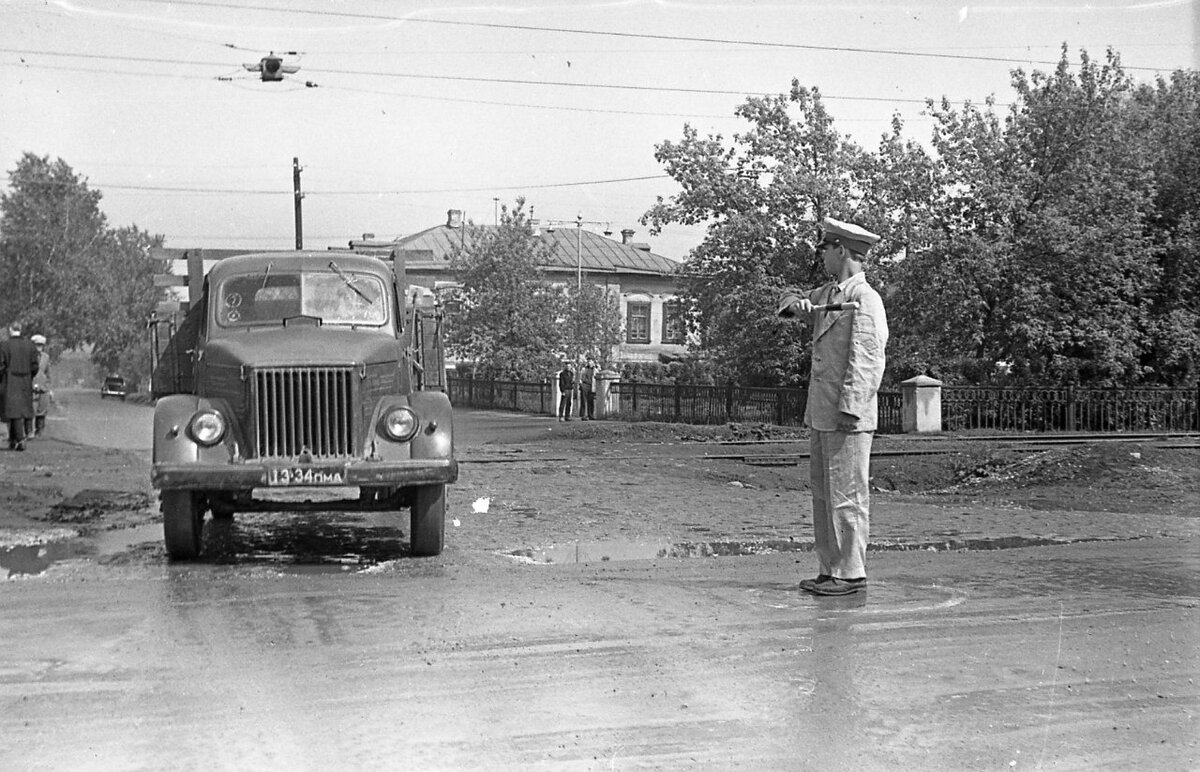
[595,370,620,419]
[550,369,566,418]
[901,375,943,433]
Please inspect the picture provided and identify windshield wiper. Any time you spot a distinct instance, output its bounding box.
[327,260,376,304]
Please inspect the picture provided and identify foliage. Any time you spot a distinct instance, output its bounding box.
[447,198,624,379]
[644,83,882,386]
[560,279,623,369]
[1131,69,1200,386]
[902,49,1162,386]
[89,226,164,387]
[447,199,567,379]
[0,154,108,346]
[0,153,163,386]
[619,356,716,385]
[647,51,1200,389]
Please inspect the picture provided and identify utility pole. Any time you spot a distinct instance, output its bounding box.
[575,213,582,290]
[293,157,304,249]
[539,213,610,291]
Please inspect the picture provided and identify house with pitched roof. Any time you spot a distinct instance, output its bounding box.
[349,210,687,365]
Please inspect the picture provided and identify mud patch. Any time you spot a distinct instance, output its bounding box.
[504,534,1149,564]
[41,489,155,527]
[925,443,1200,516]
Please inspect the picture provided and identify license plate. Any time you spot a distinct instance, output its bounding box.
[265,465,347,486]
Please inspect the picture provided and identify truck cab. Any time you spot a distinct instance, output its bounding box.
[150,251,456,560]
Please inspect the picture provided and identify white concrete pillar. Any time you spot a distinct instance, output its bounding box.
[901,375,943,433]
[595,370,620,418]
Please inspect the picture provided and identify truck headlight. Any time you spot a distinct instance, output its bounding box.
[382,406,418,441]
[188,410,226,446]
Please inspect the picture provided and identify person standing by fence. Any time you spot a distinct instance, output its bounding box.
[578,358,597,420]
[777,217,889,596]
[557,361,575,421]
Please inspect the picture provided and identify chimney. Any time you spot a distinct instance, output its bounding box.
[447,209,463,228]
[362,233,375,240]
[621,228,635,245]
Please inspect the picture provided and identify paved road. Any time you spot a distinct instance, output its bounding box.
[1,391,1196,770]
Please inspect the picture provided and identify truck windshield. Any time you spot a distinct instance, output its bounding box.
[216,270,388,327]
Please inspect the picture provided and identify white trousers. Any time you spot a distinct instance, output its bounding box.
[809,430,873,579]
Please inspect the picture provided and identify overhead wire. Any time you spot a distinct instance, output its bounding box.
[0,174,672,196]
[117,0,1179,74]
[0,48,941,104]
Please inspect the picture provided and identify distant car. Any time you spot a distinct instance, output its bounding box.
[100,375,128,401]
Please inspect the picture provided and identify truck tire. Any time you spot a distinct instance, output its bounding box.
[410,484,445,557]
[162,490,204,560]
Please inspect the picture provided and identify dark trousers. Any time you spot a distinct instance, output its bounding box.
[7,419,26,448]
[558,394,573,419]
[579,391,595,419]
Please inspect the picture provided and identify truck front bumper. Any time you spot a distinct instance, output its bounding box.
[152,458,458,491]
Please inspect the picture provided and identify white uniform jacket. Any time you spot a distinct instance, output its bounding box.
[801,272,888,432]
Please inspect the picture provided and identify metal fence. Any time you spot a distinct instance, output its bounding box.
[447,376,1199,434]
[447,378,553,415]
[447,377,904,432]
[613,381,903,432]
[941,386,1200,433]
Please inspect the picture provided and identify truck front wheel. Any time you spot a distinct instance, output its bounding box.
[410,484,445,557]
[162,490,204,560]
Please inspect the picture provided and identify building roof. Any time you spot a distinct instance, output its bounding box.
[353,221,681,278]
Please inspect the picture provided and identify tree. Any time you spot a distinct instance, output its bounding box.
[448,199,567,379]
[0,153,163,385]
[644,83,886,386]
[0,153,108,346]
[894,48,1161,385]
[1131,69,1200,386]
[89,225,164,387]
[560,280,623,369]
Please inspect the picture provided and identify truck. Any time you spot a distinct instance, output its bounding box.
[149,250,457,560]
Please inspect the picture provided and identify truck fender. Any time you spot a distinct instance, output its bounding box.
[368,391,454,461]
[152,394,240,465]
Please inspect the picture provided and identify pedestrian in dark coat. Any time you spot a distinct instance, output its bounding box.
[0,321,40,451]
[557,362,575,421]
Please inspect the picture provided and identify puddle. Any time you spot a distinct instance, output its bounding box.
[504,535,1144,565]
[0,539,88,578]
[1,524,164,578]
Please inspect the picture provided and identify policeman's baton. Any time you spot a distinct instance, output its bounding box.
[777,299,859,318]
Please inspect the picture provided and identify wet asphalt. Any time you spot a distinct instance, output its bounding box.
[0,393,1196,769]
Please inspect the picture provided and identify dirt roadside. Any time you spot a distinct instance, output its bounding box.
[2,416,1198,563]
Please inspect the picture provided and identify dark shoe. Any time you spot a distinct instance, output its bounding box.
[14,441,26,452]
[809,577,867,596]
[799,575,832,592]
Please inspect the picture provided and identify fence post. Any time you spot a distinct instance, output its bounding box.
[725,383,734,420]
[596,370,619,419]
[901,375,942,433]
[673,381,682,422]
[1066,385,1076,432]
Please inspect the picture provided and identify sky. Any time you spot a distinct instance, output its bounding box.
[1,0,1196,262]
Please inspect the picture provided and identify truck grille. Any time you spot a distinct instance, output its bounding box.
[253,367,354,459]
